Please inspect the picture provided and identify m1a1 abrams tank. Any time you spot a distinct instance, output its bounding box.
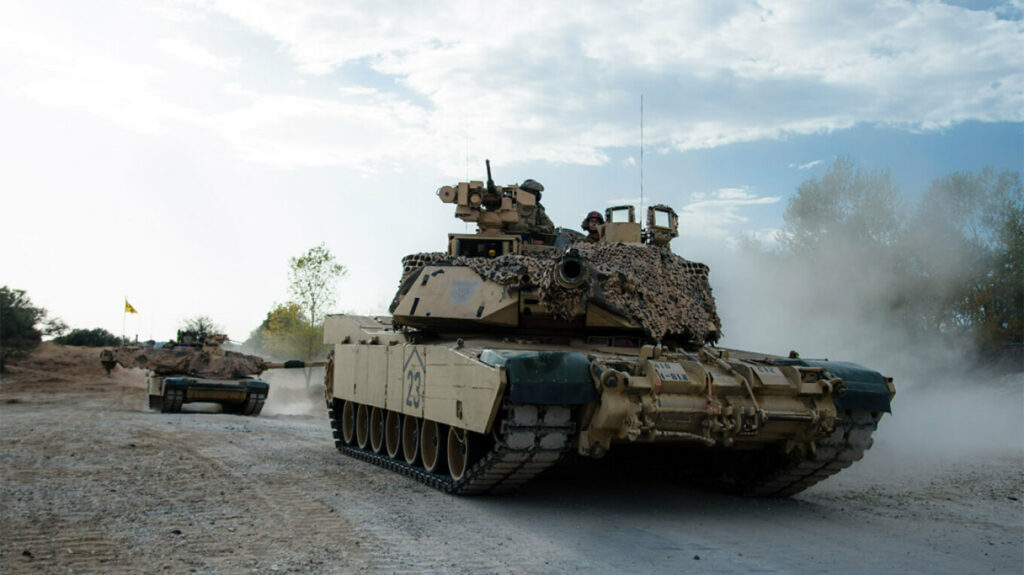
[106,330,318,416]
[322,161,895,495]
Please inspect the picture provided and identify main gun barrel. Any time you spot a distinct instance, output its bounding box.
[263,360,329,370]
[553,248,589,289]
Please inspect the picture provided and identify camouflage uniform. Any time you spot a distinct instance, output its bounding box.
[505,202,555,236]
[504,179,554,237]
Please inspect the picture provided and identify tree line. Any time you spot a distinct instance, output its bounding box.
[752,157,1021,361]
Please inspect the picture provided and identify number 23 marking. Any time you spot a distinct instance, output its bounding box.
[405,370,421,408]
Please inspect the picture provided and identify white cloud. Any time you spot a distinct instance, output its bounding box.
[164,0,1020,168]
[677,187,781,240]
[790,159,824,170]
[746,227,784,247]
[205,88,432,170]
[2,0,1020,170]
[715,187,755,200]
[4,0,1019,169]
[159,37,239,71]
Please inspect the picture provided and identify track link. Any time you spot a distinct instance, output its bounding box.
[161,388,184,413]
[327,400,573,494]
[239,391,267,416]
[736,409,881,497]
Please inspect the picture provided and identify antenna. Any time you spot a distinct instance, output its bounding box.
[640,94,644,217]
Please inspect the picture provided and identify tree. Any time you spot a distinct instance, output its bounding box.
[0,286,62,372]
[243,302,329,393]
[288,243,346,328]
[243,246,344,386]
[907,169,1024,350]
[287,244,346,384]
[179,316,222,336]
[780,156,903,254]
[775,160,1022,360]
[54,327,121,347]
[251,302,326,362]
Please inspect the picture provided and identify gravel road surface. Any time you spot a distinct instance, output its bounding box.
[1,345,1020,574]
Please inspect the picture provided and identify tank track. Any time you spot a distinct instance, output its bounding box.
[160,389,266,416]
[236,391,267,416]
[712,409,881,497]
[161,389,184,413]
[326,400,573,494]
[742,409,880,497]
[548,409,881,498]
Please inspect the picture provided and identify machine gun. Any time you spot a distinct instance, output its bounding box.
[436,159,534,235]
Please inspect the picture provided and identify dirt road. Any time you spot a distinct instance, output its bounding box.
[1,345,1021,574]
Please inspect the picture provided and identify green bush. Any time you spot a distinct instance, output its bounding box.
[1,286,47,371]
[54,328,121,347]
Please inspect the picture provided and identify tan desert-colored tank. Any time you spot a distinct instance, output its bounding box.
[105,330,321,416]
[322,161,895,495]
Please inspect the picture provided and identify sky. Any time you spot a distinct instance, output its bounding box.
[1,0,1021,345]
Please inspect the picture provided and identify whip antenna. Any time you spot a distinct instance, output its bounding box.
[640,94,644,217]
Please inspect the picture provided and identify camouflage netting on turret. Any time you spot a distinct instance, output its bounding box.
[113,345,269,379]
[397,243,721,344]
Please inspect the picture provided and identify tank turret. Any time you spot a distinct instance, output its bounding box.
[391,161,719,348]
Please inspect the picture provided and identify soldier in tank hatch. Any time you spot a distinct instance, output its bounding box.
[581,210,604,242]
[504,179,554,240]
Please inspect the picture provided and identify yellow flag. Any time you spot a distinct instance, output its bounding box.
[125,300,138,314]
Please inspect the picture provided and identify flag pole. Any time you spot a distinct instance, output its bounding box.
[122,296,127,344]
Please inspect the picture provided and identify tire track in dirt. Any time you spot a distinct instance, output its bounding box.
[0,430,135,574]
[131,424,374,572]
[3,535,130,575]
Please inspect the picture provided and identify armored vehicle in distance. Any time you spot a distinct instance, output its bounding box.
[107,330,316,416]
[322,162,894,495]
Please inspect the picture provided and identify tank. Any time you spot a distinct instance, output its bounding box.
[322,161,894,495]
[105,330,320,416]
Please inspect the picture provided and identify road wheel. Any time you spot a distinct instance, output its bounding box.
[369,407,385,453]
[356,404,370,449]
[385,410,402,459]
[447,427,473,481]
[402,415,421,466]
[341,401,356,445]
[421,420,447,474]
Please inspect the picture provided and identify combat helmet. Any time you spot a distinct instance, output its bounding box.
[520,179,544,201]
[581,210,605,230]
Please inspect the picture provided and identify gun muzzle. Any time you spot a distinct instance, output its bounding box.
[264,360,329,370]
[553,248,589,289]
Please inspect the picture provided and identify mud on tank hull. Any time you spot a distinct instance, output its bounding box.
[322,314,894,496]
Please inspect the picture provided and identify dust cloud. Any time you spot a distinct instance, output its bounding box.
[261,367,327,417]
[704,240,1023,466]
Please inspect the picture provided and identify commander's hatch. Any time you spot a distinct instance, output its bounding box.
[601,205,642,243]
[645,204,679,247]
[599,204,679,247]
